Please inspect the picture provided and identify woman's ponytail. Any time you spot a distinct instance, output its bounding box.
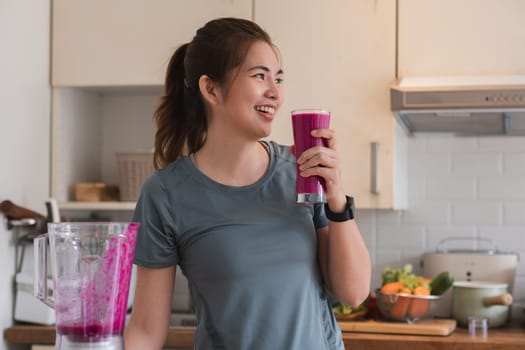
[153,43,190,169]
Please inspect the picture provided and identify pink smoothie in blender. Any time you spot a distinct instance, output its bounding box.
[35,222,139,349]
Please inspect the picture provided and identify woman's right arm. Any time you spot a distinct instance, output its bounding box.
[124,265,176,350]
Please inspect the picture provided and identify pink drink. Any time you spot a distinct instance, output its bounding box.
[291,109,330,203]
[56,324,106,342]
[51,222,139,346]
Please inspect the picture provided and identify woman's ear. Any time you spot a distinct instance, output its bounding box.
[198,75,221,105]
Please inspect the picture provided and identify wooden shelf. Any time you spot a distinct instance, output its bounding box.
[58,201,136,211]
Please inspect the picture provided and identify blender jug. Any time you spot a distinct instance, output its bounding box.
[34,222,139,349]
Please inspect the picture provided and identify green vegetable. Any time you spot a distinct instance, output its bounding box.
[333,301,367,317]
[334,303,352,315]
[382,264,412,284]
[430,271,454,295]
[381,264,420,292]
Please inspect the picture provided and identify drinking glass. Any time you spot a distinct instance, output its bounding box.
[291,109,330,203]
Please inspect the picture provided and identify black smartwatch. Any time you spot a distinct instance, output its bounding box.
[324,195,355,222]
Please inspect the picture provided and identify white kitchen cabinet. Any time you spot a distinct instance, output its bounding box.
[255,0,406,208]
[398,0,525,77]
[52,0,252,87]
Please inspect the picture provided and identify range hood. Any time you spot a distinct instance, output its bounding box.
[391,76,525,135]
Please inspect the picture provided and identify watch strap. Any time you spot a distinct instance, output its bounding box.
[324,195,355,222]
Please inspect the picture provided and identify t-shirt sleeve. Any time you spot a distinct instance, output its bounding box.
[132,173,179,268]
[313,203,329,229]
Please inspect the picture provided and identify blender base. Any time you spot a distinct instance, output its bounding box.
[55,334,124,349]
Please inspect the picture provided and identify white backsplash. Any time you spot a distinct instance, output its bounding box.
[359,135,525,307]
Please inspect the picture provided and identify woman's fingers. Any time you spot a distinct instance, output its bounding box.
[296,128,342,185]
[298,149,337,171]
[297,128,336,162]
[310,129,336,149]
[298,147,340,182]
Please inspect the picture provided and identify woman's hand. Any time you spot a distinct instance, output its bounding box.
[295,128,346,210]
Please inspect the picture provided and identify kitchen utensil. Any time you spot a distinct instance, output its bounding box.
[1,199,47,234]
[34,222,139,349]
[338,319,457,336]
[0,199,46,220]
[375,290,442,323]
[451,281,513,328]
[421,237,518,317]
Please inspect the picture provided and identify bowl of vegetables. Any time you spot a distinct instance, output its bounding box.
[376,264,453,323]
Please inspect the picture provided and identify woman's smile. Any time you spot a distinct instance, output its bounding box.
[254,105,276,121]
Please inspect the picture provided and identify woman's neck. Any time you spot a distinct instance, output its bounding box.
[192,140,270,186]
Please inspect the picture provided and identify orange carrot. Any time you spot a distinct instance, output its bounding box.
[413,285,431,296]
[418,278,432,286]
[389,287,411,320]
[380,281,405,293]
[408,286,431,319]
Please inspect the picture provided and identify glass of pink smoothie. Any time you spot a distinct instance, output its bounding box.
[291,109,330,203]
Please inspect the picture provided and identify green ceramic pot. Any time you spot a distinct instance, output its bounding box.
[451,281,513,328]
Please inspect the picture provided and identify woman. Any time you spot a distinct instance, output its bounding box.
[124,17,371,350]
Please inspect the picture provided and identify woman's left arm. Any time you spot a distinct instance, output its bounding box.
[297,128,371,307]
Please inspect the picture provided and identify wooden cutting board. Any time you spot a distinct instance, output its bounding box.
[338,319,457,336]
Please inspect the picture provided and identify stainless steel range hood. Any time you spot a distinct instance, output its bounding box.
[391,76,525,136]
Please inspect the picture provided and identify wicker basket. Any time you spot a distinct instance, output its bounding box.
[116,152,154,201]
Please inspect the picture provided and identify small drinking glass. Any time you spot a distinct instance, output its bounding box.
[468,316,488,338]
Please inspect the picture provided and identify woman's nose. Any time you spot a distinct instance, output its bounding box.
[265,80,281,100]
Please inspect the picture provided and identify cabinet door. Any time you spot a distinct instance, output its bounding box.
[255,0,401,208]
[52,0,252,87]
[398,0,525,76]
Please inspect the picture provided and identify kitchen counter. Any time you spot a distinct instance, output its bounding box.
[4,321,525,349]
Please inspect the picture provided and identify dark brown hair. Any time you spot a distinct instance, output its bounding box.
[153,17,274,169]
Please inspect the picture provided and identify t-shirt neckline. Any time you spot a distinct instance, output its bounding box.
[184,141,276,192]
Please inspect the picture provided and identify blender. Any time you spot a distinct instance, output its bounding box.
[34,222,139,349]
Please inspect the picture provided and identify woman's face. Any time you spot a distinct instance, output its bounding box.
[213,41,284,140]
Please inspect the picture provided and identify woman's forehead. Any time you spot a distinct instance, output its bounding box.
[241,41,282,73]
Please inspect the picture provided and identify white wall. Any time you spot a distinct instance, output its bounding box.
[0,1,51,349]
[360,135,525,315]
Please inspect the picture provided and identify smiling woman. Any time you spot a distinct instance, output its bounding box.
[199,41,284,143]
[124,17,371,350]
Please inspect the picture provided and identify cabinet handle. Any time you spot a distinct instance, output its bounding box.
[370,142,379,194]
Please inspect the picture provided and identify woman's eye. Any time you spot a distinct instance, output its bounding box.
[275,77,284,84]
[253,73,265,80]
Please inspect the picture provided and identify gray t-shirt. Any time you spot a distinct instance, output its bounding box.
[132,141,344,350]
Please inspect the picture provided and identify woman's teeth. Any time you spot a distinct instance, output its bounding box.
[255,105,275,114]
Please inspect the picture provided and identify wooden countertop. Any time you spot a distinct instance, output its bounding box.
[4,322,525,350]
